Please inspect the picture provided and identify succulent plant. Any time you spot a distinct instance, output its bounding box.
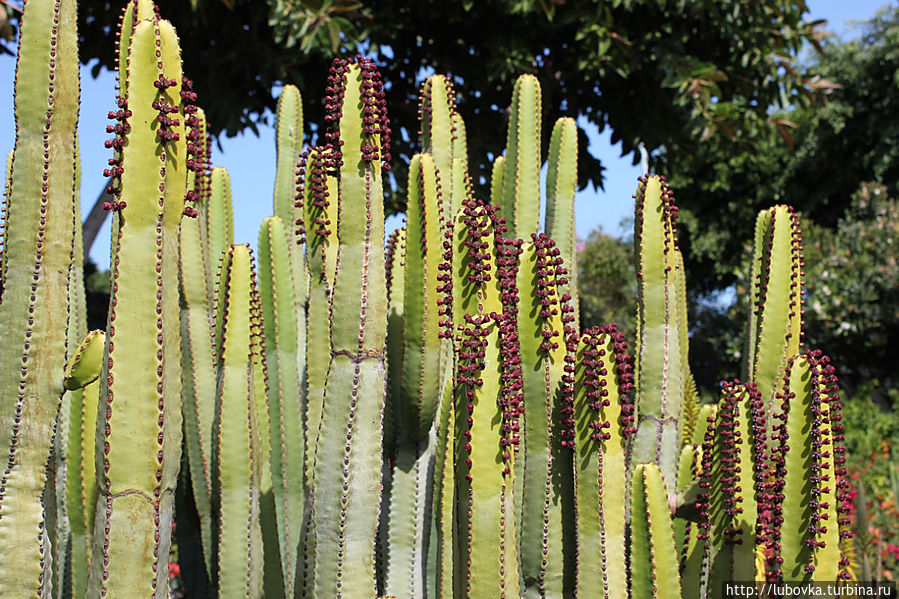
[0,3,862,597]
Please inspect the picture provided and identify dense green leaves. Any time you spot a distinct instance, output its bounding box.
[1,0,827,215]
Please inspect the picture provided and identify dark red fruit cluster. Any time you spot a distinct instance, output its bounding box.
[324,56,391,170]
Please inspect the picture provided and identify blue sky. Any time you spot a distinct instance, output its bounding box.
[0,1,892,268]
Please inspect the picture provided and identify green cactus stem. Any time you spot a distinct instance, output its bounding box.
[744,205,804,411]
[516,234,577,598]
[0,0,81,595]
[452,197,521,598]
[298,144,339,482]
[491,155,505,208]
[212,244,264,598]
[381,152,454,598]
[86,6,187,595]
[258,216,304,596]
[706,381,767,586]
[770,351,851,582]
[571,325,634,599]
[271,85,307,409]
[419,74,462,225]
[632,175,688,495]
[307,56,390,598]
[499,74,541,239]
[179,107,217,577]
[630,464,683,599]
[63,331,104,598]
[545,117,579,334]
[205,166,234,313]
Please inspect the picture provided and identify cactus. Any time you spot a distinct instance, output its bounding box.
[306,55,390,598]
[571,325,634,599]
[630,463,683,599]
[770,351,851,582]
[86,2,188,594]
[744,205,804,413]
[0,0,81,595]
[0,3,873,595]
[380,153,454,597]
[452,197,521,598]
[632,175,689,495]
[258,216,304,596]
[705,381,766,585]
[498,74,542,239]
[516,234,577,598]
[63,332,104,598]
[544,117,579,331]
[212,244,265,598]
[298,144,339,482]
[179,106,219,577]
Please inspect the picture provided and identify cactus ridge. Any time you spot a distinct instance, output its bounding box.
[632,174,686,494]
[572,324,633,599]
[745,205,805,411]
[88,8,187,595]
[768,350,852,583]
[545,117,580,333]
[0,1,81,586]
[499,74,542,239]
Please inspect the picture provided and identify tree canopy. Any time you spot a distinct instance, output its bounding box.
[660,5,899,294]
[2,0,828,214]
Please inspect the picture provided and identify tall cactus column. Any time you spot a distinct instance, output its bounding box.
[631,175,688,495]
[308,56,390,598]
[0,0,80,595]
[86,4,187,596]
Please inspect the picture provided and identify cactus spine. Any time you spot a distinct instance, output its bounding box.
[0,0,81,595]
[87,2,187,594]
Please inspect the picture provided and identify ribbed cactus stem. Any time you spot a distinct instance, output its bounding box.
[299,145,339,481]
[744,205,804,410]
[517,234,577,598]
[490,155,505,208]
[0,0,80,595]
[87,6,186,595]
[212,245,264,598]
[707,381,765,585]
[274,85,303,227]
[399,153,448,439]
[258,216,304,596]
[771,351,850,582]
[545,117,579,334]
[205,166,234,314]
[452,198,521,598]
[381,152,453,598]
[572,325,634,599]
[630,464,683,599]
[308,56,389,598]
[499,74,541,239]
[272,85,307,418]
[63,330,104,599]
[632,175,687,495]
